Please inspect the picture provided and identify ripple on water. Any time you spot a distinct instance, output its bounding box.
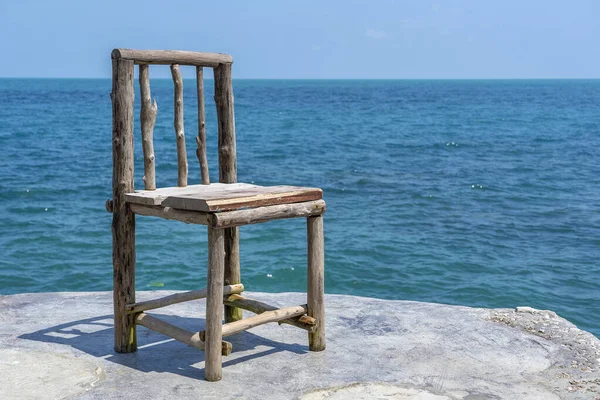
[1,79,599,337]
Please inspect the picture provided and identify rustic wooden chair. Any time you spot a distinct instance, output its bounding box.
[108,49,325,381]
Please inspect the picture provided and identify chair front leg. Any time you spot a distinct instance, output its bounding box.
[307,215,325,351]
[205,226,226,381]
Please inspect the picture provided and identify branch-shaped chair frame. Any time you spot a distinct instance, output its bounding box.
[109,49,325,381]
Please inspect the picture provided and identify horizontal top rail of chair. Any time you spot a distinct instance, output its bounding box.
[126,284,244,313]
[125,183,323,212]
[112,49,233,67]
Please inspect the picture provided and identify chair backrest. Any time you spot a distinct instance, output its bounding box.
[111,48,237,195]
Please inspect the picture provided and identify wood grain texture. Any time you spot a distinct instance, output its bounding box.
[214,63,239,326]
[126,284,244,313]
[111,58,137,353]
[139,64,157,190]
[202,305,308,338]
[224,294,317,332]
[125,183,322,212]
[112,49,233,67]
[196,67,210,185]
[166,187,322,212]
[214,63,236,184]
[307,216,325,351]
[213,200,326,229]
[223,226,242,323]
[170,64,188,187]
[205,227,225,381]
[125,184,233,206]
[129,203,210,225]
[136,313,232,356]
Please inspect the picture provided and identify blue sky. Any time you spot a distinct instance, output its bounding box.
[1,0,599,78]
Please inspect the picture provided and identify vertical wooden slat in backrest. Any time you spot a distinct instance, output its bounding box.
[170,64,188,187]
[214,63,237,184]
[139,64,157,190]
[196,67,210,185]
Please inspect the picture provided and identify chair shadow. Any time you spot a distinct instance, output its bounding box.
[19,314,308,380]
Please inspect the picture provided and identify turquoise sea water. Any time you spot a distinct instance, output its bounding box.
[1,78,599,337]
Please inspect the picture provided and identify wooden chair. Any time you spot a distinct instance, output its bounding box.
[109,49,325,381]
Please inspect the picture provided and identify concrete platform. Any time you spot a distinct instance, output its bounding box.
[1,291,599,399]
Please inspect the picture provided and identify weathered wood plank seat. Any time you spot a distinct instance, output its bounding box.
[110,48,326,382]
[125,183,323,212]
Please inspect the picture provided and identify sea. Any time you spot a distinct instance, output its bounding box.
[1,78,598,337]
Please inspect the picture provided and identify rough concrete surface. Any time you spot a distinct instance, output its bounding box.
[0,291,598,400]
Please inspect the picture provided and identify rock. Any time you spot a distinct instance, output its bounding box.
[298,383,449,400]
[0,291,599,399]
[516,306,537,313]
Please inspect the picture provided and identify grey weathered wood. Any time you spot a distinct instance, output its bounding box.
[136,313,232,356]
[124,184,238,206]
[161,186,322,212]
[128,193,324,228]
[126,284,244,313]
[139,64,157,190]
[213,63,239,327]
[129,203,210,225]
[307,215,325,351]
[112,49,233,67]
[111,58,137,353]
[196,67,210,185]
[214,63,236,184]
[224,294,317,332]
[223,227,242,323]
[205,227,225,381]
[201,305,308,339]
[110,47,329,382]
[126,183,322,212]
[214,63,240,322]
[170,64,188,187]
[213,200,326,229]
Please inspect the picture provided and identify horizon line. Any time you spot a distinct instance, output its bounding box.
[1,77,600,81]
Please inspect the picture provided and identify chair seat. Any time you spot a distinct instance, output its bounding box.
[125,183,323,212]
